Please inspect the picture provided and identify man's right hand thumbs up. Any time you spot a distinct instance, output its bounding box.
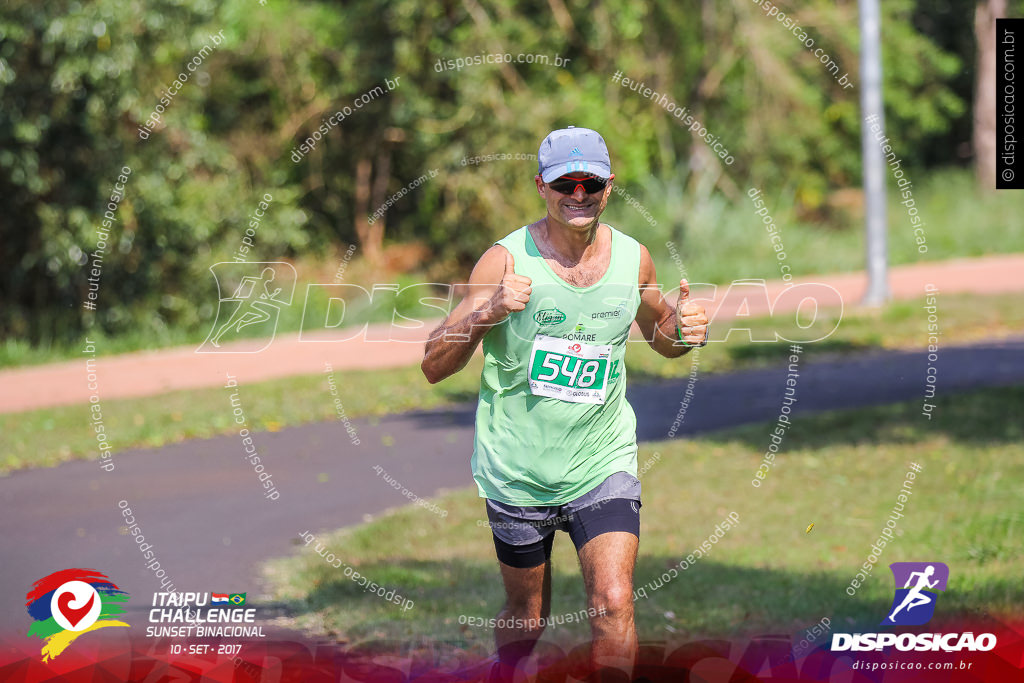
[490,247,532,323]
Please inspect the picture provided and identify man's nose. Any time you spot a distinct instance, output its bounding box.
[571,185,588,200]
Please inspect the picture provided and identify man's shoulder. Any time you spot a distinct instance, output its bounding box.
[475,226,530,278]
[495,224,532,245]
[605,223,643,250]
[603,223,644,269]
[604,225,649,285]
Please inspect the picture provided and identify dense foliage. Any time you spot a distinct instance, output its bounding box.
[0,0,996,345]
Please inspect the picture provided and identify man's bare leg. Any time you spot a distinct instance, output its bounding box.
[578,531,639,679]
[491,558,552,682]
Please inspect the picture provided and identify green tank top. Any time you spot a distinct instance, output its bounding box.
[472,223,642,505]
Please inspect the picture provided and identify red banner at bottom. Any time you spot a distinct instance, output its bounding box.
[1,617,1022,682]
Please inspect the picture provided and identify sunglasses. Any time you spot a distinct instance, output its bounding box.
[547,175,609,195]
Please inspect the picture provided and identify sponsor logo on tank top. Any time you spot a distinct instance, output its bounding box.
[591,309,623,319]
[534,308,566,325]
[591,300,631,320]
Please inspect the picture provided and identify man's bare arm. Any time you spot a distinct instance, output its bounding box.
[633,245,707,359]
[421,246,532,384]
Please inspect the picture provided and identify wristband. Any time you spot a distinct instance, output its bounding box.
[676,323,705,348]
[676,324,691,347]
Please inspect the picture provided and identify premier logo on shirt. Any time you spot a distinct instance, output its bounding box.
[592,300,630,319]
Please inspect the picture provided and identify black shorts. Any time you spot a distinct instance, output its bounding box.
[484,472,642,569]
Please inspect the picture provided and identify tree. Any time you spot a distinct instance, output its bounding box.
[0,0,972,348]
[973,0,1006,188]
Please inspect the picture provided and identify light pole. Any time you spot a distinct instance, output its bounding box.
[859,0,889,306]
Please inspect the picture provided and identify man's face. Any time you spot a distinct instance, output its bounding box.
[535,171,614,232]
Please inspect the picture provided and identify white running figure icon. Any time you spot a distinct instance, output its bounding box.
[211,266,283,347]
[886,564,939,622]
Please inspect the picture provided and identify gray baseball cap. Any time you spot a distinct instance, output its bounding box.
[537,126,612,183]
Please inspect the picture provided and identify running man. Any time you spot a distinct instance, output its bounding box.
[421,126,708,681]
[887,565,939,623]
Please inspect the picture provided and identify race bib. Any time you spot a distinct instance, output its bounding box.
[527,334,612,404]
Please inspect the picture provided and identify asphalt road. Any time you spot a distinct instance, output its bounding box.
[2,337,1022,639]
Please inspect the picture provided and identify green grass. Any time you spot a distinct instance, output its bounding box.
[0,360,482,474]
[260,385,1024,653]
[0,270,438,369]
[620,167,1024,289]
[4,168,1023,370]
[3,291,1022,474]
[623,288,1024,381]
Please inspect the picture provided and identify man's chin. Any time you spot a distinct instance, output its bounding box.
[561,214,599,229]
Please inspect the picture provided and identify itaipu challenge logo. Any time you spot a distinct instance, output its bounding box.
[25,569,129,661]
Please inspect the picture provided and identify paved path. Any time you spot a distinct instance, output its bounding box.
[2,336,1022,634]
[3,253,1024,414]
